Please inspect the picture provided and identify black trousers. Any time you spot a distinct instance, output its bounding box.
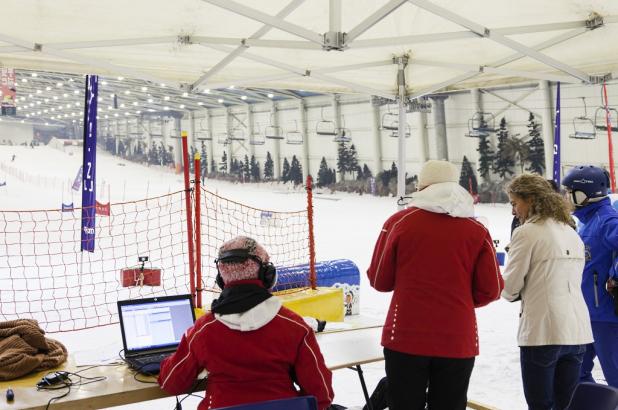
[384,347,475,410]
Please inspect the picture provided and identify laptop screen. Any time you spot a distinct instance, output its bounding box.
[118,294,195,354]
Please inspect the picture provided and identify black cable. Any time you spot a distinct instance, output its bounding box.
[118,348,160,383]
[172,377,207,410]
[38,370,107,409]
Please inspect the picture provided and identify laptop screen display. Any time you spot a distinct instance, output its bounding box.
[119,296,195,353]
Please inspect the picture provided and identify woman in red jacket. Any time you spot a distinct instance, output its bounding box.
[158,236,333,410]
[367,160,504,410]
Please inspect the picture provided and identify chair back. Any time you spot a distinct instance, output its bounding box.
[213,396,317,410]
[567,382,618,410]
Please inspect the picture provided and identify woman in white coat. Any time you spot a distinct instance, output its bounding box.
[502,174,593,410]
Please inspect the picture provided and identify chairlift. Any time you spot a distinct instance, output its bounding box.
[333,128,351,143]
[286,120,303,145]
[249,123,265,145]
[390,124,411,138]
[217,133,230,145]
[594,106,618,132]
[465,112,497,138]
[196,119,212,141]
[569,97,596,139]
[228,127,246,141]
[380,106,399,131]
[265,113,283,140]
[316,106,337,136]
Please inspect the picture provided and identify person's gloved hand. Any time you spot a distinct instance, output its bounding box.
[302,317,327,333]
[607,278,618,316]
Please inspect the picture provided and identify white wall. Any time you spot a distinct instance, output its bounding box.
[0,120,34,145]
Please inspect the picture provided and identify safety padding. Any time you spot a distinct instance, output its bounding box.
[275,287,344,322]
[272,259,360,315]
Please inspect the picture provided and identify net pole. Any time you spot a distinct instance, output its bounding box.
[603,82,616,193]
[193,153,203,308]
[306,175,317,289]
[181,132,197,306]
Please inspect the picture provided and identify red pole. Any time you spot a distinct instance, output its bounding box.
[306,175,317,289]
[603,82,616,193]
[194,153,203,308]
[181,132,196,307]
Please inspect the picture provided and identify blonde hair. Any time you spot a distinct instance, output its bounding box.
[507,173,575,228]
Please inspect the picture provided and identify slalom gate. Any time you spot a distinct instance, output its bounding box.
[0,137,317,332]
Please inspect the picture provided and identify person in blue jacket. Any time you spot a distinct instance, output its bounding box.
[562,165,618,387]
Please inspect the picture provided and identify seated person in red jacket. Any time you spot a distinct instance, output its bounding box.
[158,236,334,410]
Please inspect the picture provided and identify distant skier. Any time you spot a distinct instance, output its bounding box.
[11,154,15,162]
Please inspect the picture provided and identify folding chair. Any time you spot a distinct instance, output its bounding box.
[567,382,618,410]
[213,395,317,410]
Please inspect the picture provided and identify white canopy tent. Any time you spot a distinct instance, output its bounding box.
[2,0,618,198]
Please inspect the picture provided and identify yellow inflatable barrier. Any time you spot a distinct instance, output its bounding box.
[275,287,344,322]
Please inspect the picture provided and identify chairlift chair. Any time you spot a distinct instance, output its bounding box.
[380,110,399,131]
[217,133,230,145]
[316,106,337,136]
[390,124,411,138]
[594,106,618,132]
[265,113,284,140]
[333,128,351,143]
[228,127,246,141]
[569,97,596,139]
[196,131,212,141]
[249,123,265,145]
[466,112,497,138]
[286,120,303,145]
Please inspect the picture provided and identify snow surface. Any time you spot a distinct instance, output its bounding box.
[0,145,605,409]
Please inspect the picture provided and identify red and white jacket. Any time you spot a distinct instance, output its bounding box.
[367,182,503,358]
[158,288,333,410]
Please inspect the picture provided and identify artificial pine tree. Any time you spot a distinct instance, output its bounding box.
[264,152,274,181]
[526,113,545,175]
[220,151,228,173]
[189,146,196,173]
[281,158,291,183]
[348,144,359,178]
[493,117,515,179]
[362,164,372,179]
[477,132,494,182]
[290,155,303,186]
[250,155,260,181]
[243,155,251,182]
[459,155,478,195]
[210,159,217,175]
[200,141,207,175]
[317,157,331,187]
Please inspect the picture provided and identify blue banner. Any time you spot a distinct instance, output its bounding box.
[72,165,83,191]
[553,82,561,186]
[80,75,98,252]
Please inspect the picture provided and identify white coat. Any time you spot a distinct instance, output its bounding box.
[502,217,593,346]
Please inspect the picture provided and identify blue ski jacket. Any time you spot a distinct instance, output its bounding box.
[574,197,618,323]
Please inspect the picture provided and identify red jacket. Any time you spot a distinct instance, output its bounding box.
[158,298,333,410]
[367,205,503,358]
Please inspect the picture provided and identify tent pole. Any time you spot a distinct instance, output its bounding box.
[396,55,408,209]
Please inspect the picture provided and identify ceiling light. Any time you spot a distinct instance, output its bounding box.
[147,98,153,103]
[124,90,131,95]
[53,96,58,100]
[109,93,115,98]
[31,72,38,77]
[136,110,141,114]
[56,82,63,87]
[101,81,108,85]
[28,94,33,98]
[163,106,169,110]
[120,103,126,108]
[44,109,48,113]
[114,113,119,117]
[36,101,41,105]
[182,92,188,97]
[164,96,170,101]
[241,96,247,100]
[148,109,155,112]
[160,83,166,87]
[51,108,55,112]
[63,93,68,98]
[197,102,204,106]
[118,76,124,81]
[19,97,25,101]
[46,86,52,91]
[132,102,138,106]
[36,89,42,94]
[203,89,210,94]
[141,86,147,92]
[98,97,102,102]
[218,98,224,103]
[179,104,185,109]
[69,78,74,82]
[45,122,49,126]
[21,78,27,83]
[124,112,130,116]
[73,90,79,94]
[267,93,274,98]
[44,98,49,103]
[228,85,235,89]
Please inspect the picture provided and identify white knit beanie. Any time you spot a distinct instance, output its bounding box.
[217,236,269,285]
[417,160,458,190]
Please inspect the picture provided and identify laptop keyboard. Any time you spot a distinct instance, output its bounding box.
[132,352,172,366]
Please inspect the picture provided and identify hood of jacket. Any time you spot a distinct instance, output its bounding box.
[408,182,474,218]
[214,296,282,331]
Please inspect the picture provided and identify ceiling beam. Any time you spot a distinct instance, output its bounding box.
[481,87,542,119]
[347,0,409,43]
[192,0,305,91]
[406,0,591,83]
[200,0,322,45]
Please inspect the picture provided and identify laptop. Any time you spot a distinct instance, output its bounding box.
[117,294,195,374]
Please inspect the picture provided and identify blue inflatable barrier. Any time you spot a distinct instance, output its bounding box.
[273,259,360,315]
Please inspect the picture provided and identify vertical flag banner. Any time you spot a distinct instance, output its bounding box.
[80,75,98,252]
[71,165,83,191]
[0,68,17,116]
[553,82,561,187]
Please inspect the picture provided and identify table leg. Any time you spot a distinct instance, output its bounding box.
[347,364,373,410]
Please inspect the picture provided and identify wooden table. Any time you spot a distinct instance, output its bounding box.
[0,326,385,410]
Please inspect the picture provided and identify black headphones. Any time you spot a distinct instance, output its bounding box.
[214,249,277,290]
